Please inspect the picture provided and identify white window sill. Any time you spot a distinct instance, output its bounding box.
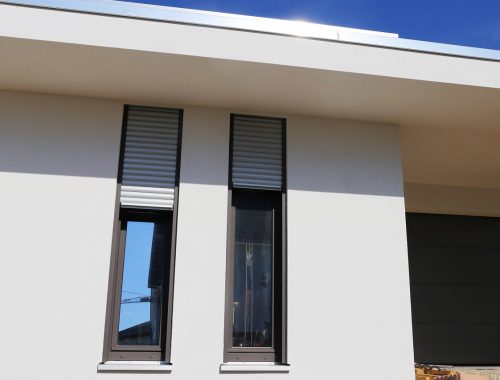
[220,362,290,373]
[97,361,172,372]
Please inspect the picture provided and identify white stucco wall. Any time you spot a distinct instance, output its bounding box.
[286,116,414,379]
[0,91,123,378]
[171,107,230,376]
[0,91,413,380]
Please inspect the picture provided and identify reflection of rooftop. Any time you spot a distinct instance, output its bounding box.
[118,321,152,346]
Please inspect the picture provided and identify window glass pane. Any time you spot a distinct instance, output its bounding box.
[232,207,273,347]
[118,221,167,345]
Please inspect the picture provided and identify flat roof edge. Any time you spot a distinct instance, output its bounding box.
[2,0,500,62]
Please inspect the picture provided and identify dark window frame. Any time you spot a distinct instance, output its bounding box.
[109,209,171,359]
[223,114,287,363]
[102,105,183,363]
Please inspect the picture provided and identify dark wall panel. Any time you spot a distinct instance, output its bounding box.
[411,284,500,324]
[407,213,500,365]
[413,324,500,365]
[409,246,500,285]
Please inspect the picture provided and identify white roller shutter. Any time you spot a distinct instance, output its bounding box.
[120,106,180,209]
[232,115,283,190]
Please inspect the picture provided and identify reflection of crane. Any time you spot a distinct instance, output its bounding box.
[121,291,151,304]
[121,296,151,304]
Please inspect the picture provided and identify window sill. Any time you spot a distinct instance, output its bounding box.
[220,362,290,373]
[97,361,172,372]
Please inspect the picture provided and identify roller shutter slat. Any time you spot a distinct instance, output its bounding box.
[232,157,282,165]
[125,142,177,149]
[125,132,177,138]
[233,169,282,177]
[234,117,282,126]
[125,153,177,161]
[123,182,176,188]
[233,162,281,170]
[128,115,179,122]
[125,148,177,156]
[233,180,282,189]
[232,116,283,190]
[124,138,177,146]
[120,106,180,209]
[233,145,281,153]
[233,149,281,157]
[127,109,179,116]
[122,174,176,181]
[123,159,176,167]
[234,132,282,139]
[123,163,177,171]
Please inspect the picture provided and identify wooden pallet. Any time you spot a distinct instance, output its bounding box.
[415,367,459,380]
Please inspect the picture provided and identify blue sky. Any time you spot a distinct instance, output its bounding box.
[126,0,500,50]
[119,221,155,331]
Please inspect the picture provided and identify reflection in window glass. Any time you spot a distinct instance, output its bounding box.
[118,221,167,345]
[232,207,273,347]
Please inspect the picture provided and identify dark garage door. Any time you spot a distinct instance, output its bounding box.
[407,213,500,365]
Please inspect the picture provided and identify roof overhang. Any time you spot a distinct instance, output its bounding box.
[1,1,499,129]
[1,0,500,189]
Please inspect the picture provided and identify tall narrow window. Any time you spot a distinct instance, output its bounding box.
[224,114,287,363]
[103,105,182,362]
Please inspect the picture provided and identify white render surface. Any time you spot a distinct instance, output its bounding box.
[0,91,413,380]
[0,92,123,379]
[220,363,291,372]
[286,116,414,380]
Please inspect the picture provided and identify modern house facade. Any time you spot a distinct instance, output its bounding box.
[1,1,500,379]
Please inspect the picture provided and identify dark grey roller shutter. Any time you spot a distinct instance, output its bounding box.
[120,106,180,209]
[232,115,283,190]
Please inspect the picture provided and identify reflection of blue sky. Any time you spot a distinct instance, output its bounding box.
[119,221,154,331]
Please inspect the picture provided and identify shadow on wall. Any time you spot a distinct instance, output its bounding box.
[286,115,404,197]
[0,91,123,179]
[177,108,231,187]
[177,111,404,197]
[0,91,405,198]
